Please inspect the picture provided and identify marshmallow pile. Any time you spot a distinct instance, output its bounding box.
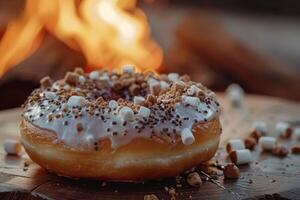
[226,119,298,165]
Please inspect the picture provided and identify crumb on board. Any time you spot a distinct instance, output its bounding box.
[223,163,240,179]
[186,172,202,187]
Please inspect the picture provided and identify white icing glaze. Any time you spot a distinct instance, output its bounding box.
[24,95,219,150]
[24,71,221,150]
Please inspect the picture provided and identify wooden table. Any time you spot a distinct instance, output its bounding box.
[1,94,300,200]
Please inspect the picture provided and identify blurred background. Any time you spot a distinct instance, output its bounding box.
[0,0,300,110]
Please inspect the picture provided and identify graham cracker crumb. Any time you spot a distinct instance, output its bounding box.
[180,74,191,82]
[112,81,123,91]
[146,94,157,106]
[149,83,161,95]
[65,72,79,86]
[244,137,256,150]
[76,123,84,132]
[174,82,185,90]
[249,130,262,142]
[40,76,52,89]
[164,187,177,200]
[187,172,202,187]
[279,127,293,139]
[272,146,289,157]
[223,163,240,179]
[291,145,300,154]
[74,67,84,75]
[129,84,140,96]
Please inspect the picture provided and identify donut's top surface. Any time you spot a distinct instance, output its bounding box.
[22,66,220,150]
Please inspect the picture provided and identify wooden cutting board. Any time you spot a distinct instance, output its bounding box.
[1,94,300,200]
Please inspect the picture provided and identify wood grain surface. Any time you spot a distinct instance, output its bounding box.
[0,94,300,200]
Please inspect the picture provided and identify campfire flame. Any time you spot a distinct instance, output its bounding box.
[0,0,163,77]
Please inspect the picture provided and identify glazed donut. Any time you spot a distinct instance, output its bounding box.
[20,66,221,180]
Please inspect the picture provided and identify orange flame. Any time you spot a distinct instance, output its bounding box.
[0,0,163,77]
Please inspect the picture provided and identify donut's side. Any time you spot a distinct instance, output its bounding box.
[20,117,221,181]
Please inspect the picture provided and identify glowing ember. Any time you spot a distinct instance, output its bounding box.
[0,0,163,77]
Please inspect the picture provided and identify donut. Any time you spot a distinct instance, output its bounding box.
[20,66,221,180]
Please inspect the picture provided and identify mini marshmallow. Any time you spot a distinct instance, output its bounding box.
[133,96,145,105]
[226,139,245,153]
[119,106,134,121]
[108,100,118,109]
[67,96,86,107]
[78,76,86,84]
[187,85,200,96]
[253,121,268,134]
[204,109,215,121]
[3,139,22,155]
[44,91,56,100]
[99,74,110,81]
[168,73,179,82]
[275,121,290,136]
[63,84,70,90]
[89,71,99,80]
[122,65,135,74]
[182,95,200,107]
[138,106,151,118]
[294,128,300,140]
[160,81,169,89]
[259,136,276,151]
[226,83,244,107]
[181,128,195,145]
[230,149,252,165]
[147,77,159,85]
